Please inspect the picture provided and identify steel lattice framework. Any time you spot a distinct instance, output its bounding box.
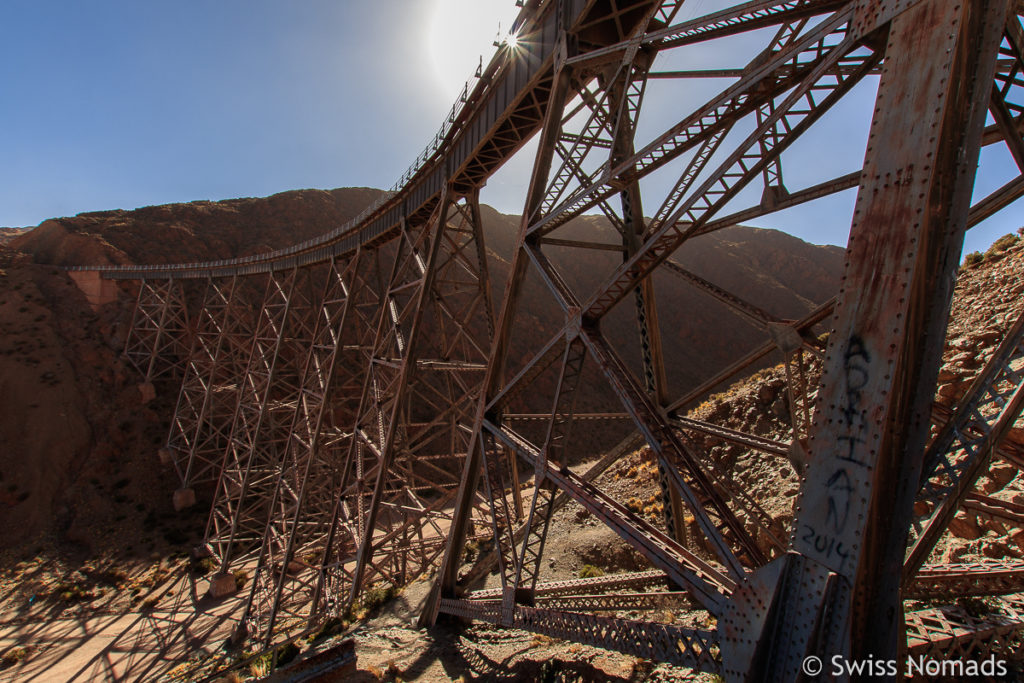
[68,0,1024,678]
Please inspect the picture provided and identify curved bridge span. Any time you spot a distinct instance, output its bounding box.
[75,0,577,280]
[67,0,1024,678]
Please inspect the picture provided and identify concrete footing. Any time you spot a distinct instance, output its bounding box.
[172,487,196,511]
[208,572,237,598]
[158,447,174,466]
[138,382,156,404]
[67,270,119,312]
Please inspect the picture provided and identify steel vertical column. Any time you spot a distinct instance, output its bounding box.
[204,267,304,574]
[240,254,362,645]
[424,59,577,627]
[341,202,449,606]
[735,1,1008,677]
[164,276,247,493]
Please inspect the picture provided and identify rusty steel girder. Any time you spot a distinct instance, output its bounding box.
[68,0,1024,678]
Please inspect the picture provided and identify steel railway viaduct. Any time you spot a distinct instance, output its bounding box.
[67,0,1024,678]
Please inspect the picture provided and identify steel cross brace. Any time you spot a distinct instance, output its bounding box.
[123,277,192,383]
[486,421,733,613]
[166,276,248,492]
[438,597,722,673]
[905,308,1024,577]
[907,560,1024,601]
[905,594,1024,663]
[204,268,304,572]
[240,254,363,647]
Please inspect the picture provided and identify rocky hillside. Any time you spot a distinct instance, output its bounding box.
[478,206,844,414]
[0,187,838,678]
[11,187,387,267]
[0,228,30,246]
[681,231,1024,567]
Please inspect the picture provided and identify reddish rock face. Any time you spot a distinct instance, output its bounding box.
[68,270,119,311]
[947,513,981,541]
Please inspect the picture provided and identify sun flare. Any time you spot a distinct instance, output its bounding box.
[427,0,521,98]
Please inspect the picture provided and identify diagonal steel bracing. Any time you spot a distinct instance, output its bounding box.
[204,267,307,572]
[239,254,364,645]
[163,276,254,494]
[123,277,192,383]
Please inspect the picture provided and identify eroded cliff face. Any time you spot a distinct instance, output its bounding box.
[0,187,841,560]
[0,245,182,554]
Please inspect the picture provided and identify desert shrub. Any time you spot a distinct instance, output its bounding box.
[275,641,300,667]
[56,581,97,603]
[193,556,216,576]
[578,564,604,579]
[233,569,249,591]
[359,583,397,613]
[309,616,347,643]
[643,500,664,521]
[962,251,983,267]
[248,651,273,678]
[986,233,1019,256]
[1,647,28,669]
[140,565,171,588]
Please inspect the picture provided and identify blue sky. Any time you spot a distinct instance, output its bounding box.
[0,1,517,222]
[0,1,1019,254]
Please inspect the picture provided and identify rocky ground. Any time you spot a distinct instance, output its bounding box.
[919,234,1024,565]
